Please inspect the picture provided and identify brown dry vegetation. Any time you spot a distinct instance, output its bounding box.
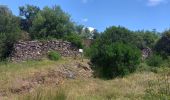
[0,58,169,100]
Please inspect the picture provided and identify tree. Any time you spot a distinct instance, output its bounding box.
[92,29,100,39]
[75,25,84,35]
[75,25,99,39]
[79,27,93,39]
[0,5,21,59]
[30,6,75,39]
[19,5,40,31]
[0,5,19,33]
[155,29,170,58]
[134,30,159,49]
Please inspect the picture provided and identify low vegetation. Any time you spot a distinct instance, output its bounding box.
[146,54,164,67]
[48,51,61,61]
[0,58,168,100]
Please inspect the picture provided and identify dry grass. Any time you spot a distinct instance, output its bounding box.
[19,71,169,100]
[0,58,80,99]
[0,58,169,100]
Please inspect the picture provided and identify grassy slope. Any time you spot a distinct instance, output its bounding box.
[0,58,169,100]
[19,72,160,100]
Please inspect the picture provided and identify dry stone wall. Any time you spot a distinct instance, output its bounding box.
[10,40,79,61]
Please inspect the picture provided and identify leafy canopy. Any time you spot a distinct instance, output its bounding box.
[19,5,40,31]
[155,29,170,58]
[0,5,21,59]
[30,6,75,39]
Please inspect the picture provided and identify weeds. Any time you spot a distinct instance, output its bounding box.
[144,73,170,100]
[20,88,67,100]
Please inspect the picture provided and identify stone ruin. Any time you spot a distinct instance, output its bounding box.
[10,40,79,62]
[142,47,152,60]
[10,40,152,62]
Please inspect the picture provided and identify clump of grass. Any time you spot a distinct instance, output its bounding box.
[144,73,170,100]
[48,51,61,61]
[20,88,67,100]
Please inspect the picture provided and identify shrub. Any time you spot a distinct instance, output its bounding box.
[91,42,141,79]
[146,54,163,67]
[64,33,83,48]
[48,51,61,61]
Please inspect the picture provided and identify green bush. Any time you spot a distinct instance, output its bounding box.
[91,42,141,79]
[146,54,163,67]
[64,33,83,48]
[48,51,61,61]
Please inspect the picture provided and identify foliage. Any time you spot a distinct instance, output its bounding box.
[134,30,159,49]
[101,26,136,45]
[75,25,100,39]
[100,26,159,49]
[75,25,84,35]
[91,42,141,78]
[19,5,40,32]
[92,29,100,39]
[30,6,75,39]
[84,47,92,58]
[64,33,83,48]
[0,33,7,59]
[0,5,21,59]
[80,27,93,39]
[146,54,163,67]
[155,29,170,58]
[48,51,61,61]
[137,63,151,72]
[89,26,142,78]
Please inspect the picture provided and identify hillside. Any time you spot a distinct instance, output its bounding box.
[0,58,169,100]
[0,4,170,100]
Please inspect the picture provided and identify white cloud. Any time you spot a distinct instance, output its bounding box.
[147,0,167,6]
[82,18,88,22]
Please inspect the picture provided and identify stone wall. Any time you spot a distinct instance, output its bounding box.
[142,47,152,60]
[10,40,79,61]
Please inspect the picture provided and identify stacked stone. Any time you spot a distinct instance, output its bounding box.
[10,40,79,62]
[142,47,152,60]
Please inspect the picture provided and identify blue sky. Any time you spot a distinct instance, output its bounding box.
[0,0,170,32]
